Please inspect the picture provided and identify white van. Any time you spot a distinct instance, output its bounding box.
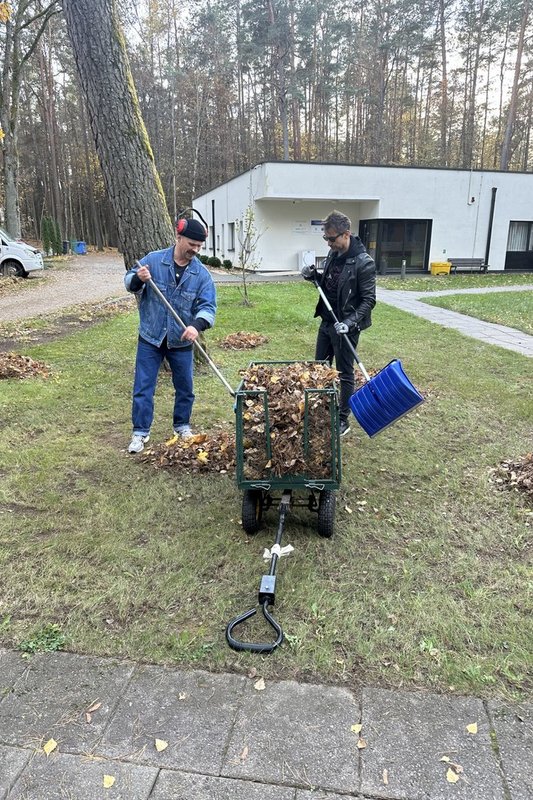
[0,227,44,278]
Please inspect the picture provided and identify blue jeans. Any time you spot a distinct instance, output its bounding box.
[132,337,194,436]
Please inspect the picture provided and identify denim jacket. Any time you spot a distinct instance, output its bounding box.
[124,246,217,348]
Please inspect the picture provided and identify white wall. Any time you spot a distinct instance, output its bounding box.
[194,163,533,272]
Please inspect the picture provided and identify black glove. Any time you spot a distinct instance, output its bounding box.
[300,264,315,279]
[334,321,349,335]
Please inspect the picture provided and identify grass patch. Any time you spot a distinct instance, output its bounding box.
[420,290,533,336]
[19,623,67,655]
[378,273,533,292]
[0,281,531,699]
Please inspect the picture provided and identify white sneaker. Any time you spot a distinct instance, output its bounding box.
[128,434,150,453]
[174,424,193,440]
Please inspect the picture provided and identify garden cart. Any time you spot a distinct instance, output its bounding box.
[225,361,341,654]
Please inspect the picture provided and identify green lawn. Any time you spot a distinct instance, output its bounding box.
[378,272,533,292]
[420,290,533,336]
[0,281,531,699]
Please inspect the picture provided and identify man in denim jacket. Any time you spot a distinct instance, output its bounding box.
[124,219,216,453]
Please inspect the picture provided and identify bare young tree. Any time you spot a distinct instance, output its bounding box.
[236,206,263,306]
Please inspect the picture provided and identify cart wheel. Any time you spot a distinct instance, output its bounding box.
[317,490,335,538]
[242,490,264,535]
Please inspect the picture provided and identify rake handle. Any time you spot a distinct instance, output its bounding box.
[313,281,371,382]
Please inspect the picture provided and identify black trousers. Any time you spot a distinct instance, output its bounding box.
[315,320,360,422]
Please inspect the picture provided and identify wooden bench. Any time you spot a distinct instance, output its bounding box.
[448,258,487,274]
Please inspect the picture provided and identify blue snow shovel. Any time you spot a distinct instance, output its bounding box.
[314,282,424,437]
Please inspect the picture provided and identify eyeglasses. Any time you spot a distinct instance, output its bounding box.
[323,233,343,243]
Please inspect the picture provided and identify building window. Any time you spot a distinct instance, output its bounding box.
[507,221,533,251]
[505,221,533,271]
[359,218,432,273]
[228,222,235,251]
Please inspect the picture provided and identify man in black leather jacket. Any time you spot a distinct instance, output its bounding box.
[302,210,376,436]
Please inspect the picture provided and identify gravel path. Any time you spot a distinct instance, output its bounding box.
[0,252,128,322]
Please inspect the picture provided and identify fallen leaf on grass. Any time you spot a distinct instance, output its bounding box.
[155,739,168,752]
[43,738,57,756]
[103,775,115,788]
[466,722,478,734]
[345,505,353,514]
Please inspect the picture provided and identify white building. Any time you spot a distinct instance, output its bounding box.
[193,161,533,274]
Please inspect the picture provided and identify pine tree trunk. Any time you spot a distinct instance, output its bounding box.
[500,0,529,169]
[62,0,174,267]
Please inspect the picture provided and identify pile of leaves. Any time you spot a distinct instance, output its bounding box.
[493,453,533,505]
[0,352,50,379]
[239,362,339,479]
[0,276,25,295]
[219,331,269,349]
[141,431,236,474]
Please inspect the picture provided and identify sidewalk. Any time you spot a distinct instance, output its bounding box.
[0,648,531,799]
[376,284,533,357]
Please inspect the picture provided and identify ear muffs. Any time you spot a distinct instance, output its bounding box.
[175,208,208,239]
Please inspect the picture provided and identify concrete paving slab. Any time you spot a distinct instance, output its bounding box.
[0,648,29,700]
[488,701,533,800]
[99,665,245,775]
[8,751,158,799]
[360,688,505,800]
[150,769,296,799]
[0,744,31,799]
[222,679,359,794]
[0,651,134,751]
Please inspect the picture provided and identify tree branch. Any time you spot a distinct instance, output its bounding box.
[18,0,61,33]
[19,7,62,68]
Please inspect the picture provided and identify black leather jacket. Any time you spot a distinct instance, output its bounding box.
[310,235,376,332]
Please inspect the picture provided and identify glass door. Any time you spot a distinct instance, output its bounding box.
[359,219,431,273]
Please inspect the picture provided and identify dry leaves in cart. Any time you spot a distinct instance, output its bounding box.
[0,352,50,379]
[239,362,339,480]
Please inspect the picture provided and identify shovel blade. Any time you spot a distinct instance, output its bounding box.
[349,359,424,437]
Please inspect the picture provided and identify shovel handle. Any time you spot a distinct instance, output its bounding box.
[134,261,235,397]
[313,280,371,382]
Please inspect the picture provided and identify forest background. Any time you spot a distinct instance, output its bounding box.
[0,0,532,250]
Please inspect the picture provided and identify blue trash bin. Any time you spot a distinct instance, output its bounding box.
[75,241,87,255]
